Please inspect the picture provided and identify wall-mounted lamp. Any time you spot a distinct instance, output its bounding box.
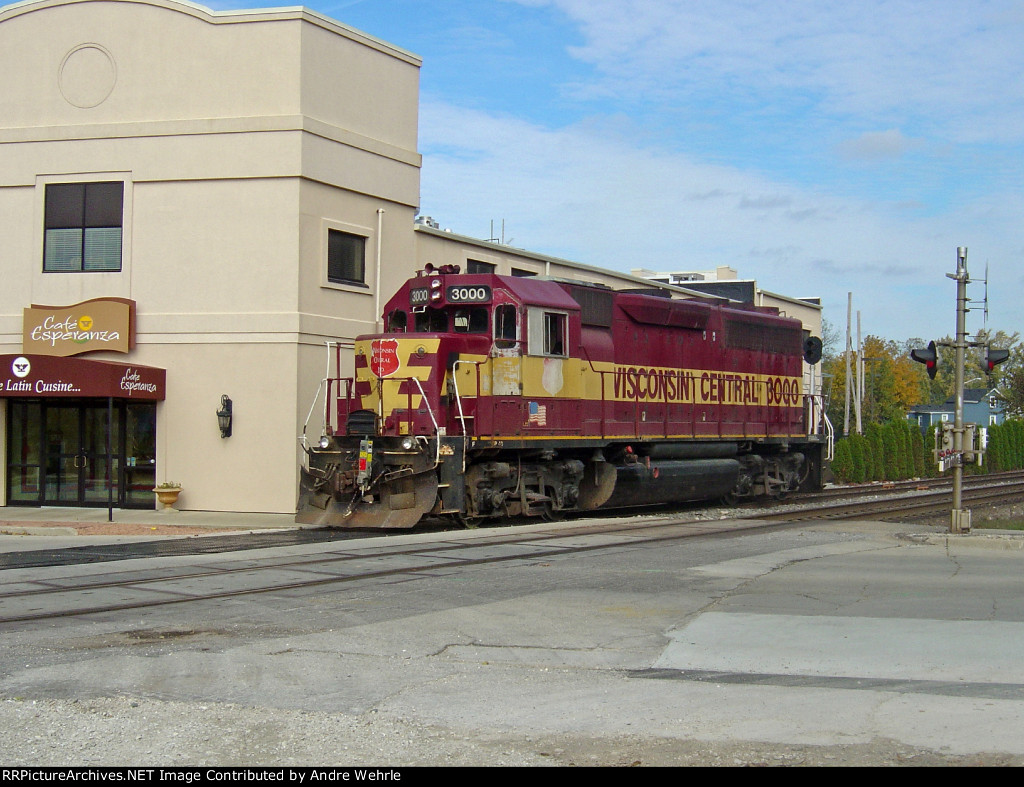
[217,394,233,438]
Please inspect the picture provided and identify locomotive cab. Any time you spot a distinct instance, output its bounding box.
[298,266,586,527]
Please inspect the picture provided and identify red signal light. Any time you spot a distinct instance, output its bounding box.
[987,347,1009,372]
[910,341,938,380]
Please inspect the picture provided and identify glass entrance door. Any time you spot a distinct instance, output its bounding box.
[6,399,155,508]
[45,404,119,505]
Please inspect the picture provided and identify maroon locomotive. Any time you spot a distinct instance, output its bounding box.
[297,266,829,528]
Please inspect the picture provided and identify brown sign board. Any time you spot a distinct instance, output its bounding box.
[23,298,136,357]
[0,354,165,401]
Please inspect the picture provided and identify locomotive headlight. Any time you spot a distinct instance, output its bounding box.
[401,436,416,451]
[430,290,442,302]
[318,435,331,449]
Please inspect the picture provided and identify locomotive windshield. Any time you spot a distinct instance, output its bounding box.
[386,306,490,334]
[453,307,488,333]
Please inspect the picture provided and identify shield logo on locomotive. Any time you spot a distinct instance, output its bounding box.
[370,338,401,378]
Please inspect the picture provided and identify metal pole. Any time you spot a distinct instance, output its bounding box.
[107,396,114,523]
[948,247,970,533]
[855,311,863,434]
[844,292,852,436]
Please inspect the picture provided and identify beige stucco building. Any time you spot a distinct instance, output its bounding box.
[0,0,822,515]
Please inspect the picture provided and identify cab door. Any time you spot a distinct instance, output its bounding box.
[488,290,523,435]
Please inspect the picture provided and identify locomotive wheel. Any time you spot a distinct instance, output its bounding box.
[540,501,564,522]
[453,514,482,529]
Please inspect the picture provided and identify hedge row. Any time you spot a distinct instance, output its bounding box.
[985,420,1024,472]
[831,420,926,484]
[831,418,1024,483]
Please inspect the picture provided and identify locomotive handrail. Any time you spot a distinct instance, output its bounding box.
[803,393,834,460]
[328,377,357,436]
[451,359,481,435]
[300,341,355,447]
[410,376,442,467]
[452,359,483,471]
[300,377,326,450]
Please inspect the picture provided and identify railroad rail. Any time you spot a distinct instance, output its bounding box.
[754,470,1024,523]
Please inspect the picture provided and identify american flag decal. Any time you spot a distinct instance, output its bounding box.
[527,401,547,426]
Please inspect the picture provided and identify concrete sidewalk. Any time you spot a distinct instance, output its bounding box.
[0,504,299,537]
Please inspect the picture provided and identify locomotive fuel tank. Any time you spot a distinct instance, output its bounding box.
[601,458,740,509]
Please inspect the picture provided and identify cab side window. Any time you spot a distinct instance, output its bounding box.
[544,313,566,356]
[494,304,517,348]
[526,307,568,357]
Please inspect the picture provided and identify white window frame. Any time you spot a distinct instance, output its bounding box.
[321,219,375,294]
[527,307,568,358]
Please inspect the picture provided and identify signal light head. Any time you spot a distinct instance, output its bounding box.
[987,347,1009,372]
[910,340,938,380]
[802,336,823,365]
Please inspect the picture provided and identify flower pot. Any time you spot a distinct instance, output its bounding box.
[154,486,181,511]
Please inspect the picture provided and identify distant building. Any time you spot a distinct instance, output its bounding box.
[632,267,824,399]
[908,388,1007,430]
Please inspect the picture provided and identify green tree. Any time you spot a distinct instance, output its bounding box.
[831,438,854,483]
[880,423,901,481]
[865,423,885,481]
[910,423,925,477]
[848,434,867,483]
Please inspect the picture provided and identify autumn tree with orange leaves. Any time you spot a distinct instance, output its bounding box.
[823,335,929,432]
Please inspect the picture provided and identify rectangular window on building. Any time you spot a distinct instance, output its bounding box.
[327,229,367,285]
[44,182,123,272]
[467,259,496,274]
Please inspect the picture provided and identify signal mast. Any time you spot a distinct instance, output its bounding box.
[910,247,1007,534]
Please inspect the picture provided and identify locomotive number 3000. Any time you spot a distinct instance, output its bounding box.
[446,285,491,303]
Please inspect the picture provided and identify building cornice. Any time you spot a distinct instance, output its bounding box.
[0,0,422,64]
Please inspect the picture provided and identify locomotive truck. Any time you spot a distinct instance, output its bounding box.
[297,265,830,528]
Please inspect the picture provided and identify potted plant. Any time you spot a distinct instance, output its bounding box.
[153,482,182,511]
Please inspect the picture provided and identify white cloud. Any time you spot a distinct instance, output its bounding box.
[836,129,923,161]
[417,99,1000,341]
[512,0,1024,144]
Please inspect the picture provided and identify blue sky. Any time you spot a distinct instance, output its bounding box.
[218,0,1024,346]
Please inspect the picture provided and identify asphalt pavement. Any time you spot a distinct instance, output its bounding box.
[4,508,1024,764]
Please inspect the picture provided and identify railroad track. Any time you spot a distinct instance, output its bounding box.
[3,472,1022,626]
[751,472,1024,523]
[805,470,1024,503]
[0,515,791,625]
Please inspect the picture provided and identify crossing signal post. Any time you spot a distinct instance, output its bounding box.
[915,248,1009,534]
[946,248,971,532]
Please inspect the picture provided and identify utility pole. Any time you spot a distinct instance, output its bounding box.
[844,293,852,436]
[855,311,863,434]
[947,247,970,534]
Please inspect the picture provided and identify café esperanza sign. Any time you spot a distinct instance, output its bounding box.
[23,298,135,357]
